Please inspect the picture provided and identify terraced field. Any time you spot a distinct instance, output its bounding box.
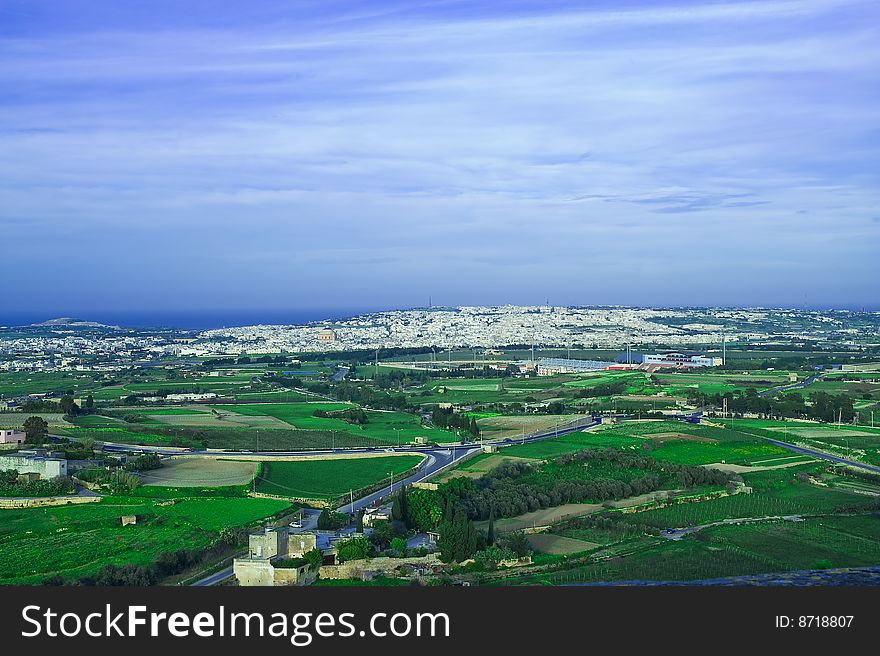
[0,496,290,585]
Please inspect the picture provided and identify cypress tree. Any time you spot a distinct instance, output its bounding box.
[392,490,403,521]
[400,486,409,526]
[486,505,496,547]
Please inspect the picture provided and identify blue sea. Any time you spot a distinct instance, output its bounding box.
[0,308,387,330]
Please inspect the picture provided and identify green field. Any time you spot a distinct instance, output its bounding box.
[501,514,880,585]
[255,455,424,500]
[647,440,790,465]
[627,479,874,529]
[490,430,644,459]
[214,403,459,444]
[0,496,290,585]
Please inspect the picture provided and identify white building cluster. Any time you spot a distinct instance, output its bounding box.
[192,306,770,355]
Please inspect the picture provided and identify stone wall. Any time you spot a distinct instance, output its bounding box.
[233,559,275,586]
[233,558,317,586]
[0,495,99,509]
[318,554,440,581]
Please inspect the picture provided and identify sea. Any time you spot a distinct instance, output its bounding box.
[0,308,386,331]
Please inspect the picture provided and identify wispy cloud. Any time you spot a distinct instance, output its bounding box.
[0,0,878,311]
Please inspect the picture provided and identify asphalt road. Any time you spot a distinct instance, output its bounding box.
[757,372,825,398]
[765,437,880,474]
[186,416,599,585]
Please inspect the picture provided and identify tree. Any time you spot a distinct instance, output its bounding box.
[406,488,443,532]
[486,504,496,547]
[336,535,370,562]
[123,453,162,472]
[303,548,323,571]
[85,394,95,411]
[390,537,408,556]
[23,416,49,444]
[502,532,531,558]
[59,395,80,417]
[439,501,478,563]
[368,519,395,550]
[391,487,409,523]
[355,509,365,533]
[317,508,347,530]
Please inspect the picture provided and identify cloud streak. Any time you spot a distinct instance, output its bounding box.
[0,0,878,313]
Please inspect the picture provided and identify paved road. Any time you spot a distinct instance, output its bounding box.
[765,437,880,474]
[192,566,235,587]
[660,514,805,540]
[186,416,600,585]
[757,372,825,398]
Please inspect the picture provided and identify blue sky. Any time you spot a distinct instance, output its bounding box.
[1,0,878,317]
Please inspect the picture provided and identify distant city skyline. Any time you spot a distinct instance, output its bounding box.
[2,301,878,332]
[2,0,878,313]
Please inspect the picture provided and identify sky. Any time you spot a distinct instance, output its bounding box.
[1,0,878,320]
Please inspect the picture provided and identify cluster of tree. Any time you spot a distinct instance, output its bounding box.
[122,453,163,472]
[448,449,733,520]
[200,354,286,368]
[23,416,49,444]
[428,365,517,380]
[316,508,348,530]
[303,548,324,570]
[336,535,370,562]
[313,407,369,425]
[372,369,433,389]
[437,496,478,563]
[43,438,97,461]
[543,401,568,414]
[367,519,409,555]
[572,381,629,399]
[696,388,856,423]
[389,486,443,533]
[18,399,61,413]
[557,448,733,488]
[470,532,536,569]
[263,374,305,389]
[200,357,238,369]
[333,383,409,411]
[59,395,81,417]
[431,407,480,437]
[0,469,75,497]
[808,392,856,423]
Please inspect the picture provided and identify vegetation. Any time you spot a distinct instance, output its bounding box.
[0,469,75,497]
[255,455,422,501]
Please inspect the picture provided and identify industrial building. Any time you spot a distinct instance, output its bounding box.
[535,358,617,375]
[614,351,722,368]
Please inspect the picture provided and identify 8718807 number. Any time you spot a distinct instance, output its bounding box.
[775,616,854,628]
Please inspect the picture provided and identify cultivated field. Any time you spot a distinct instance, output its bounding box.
[0,496,290,585]
[477,413,591,440]
[138,458,257,487]
[255,455,424,500]
[526,533,599,555]
[214,403,459,444]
